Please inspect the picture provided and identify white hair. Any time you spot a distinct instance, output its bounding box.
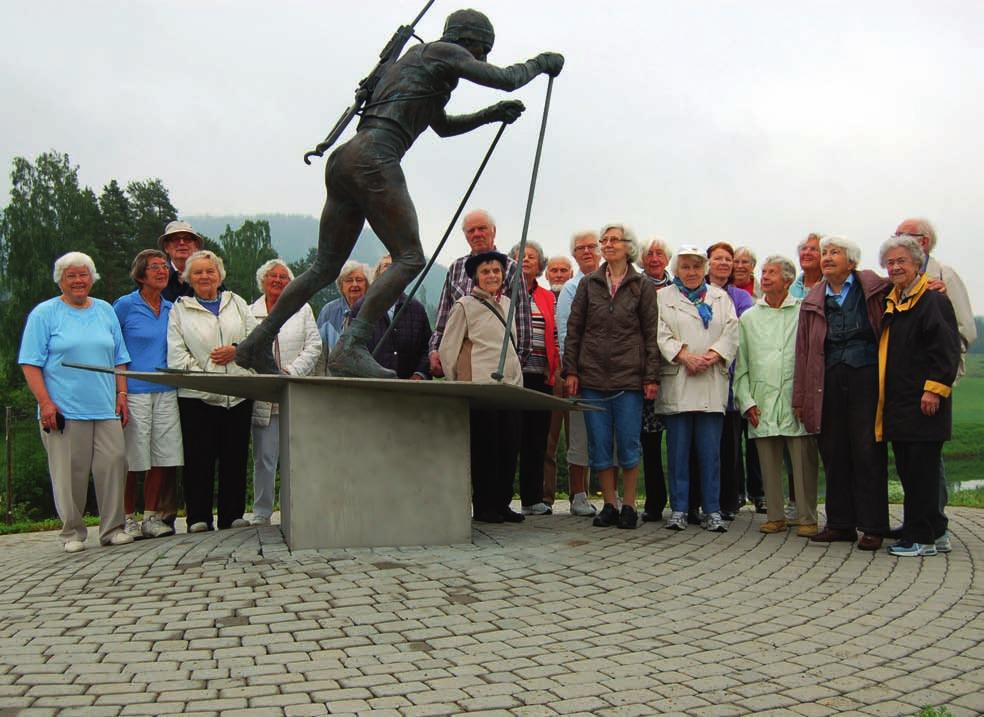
[900,217,937,253]
[182,250,227,283]
[734,246,757,266]
[569,230,599,255]
[762,255,797,283]
[335,260,370,293]
[796,232,822,253]
[600,223,640,262]
[509,241,547,276]
[819,235,861,267]
[53,252,100,284]
[547,255,573,270]
[255,258,294,293]
[461,209,495,230]
[878,235,925,269]
[636,237,673,270]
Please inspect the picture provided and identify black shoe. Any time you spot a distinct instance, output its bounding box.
[686,510,702,525]
[618,505,638,529]
[499,508,525,523]
[641,510,662,523]
[753,498,767,514]
[473,510,504,524]
[593,503,619,527]
[720,511,737,522]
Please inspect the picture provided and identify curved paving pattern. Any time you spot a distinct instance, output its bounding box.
[0,505,982,717]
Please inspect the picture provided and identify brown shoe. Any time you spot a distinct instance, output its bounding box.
[857,533,883,551]
[759,520,787,534]
[796,523,819,537]
[810,527,857,543]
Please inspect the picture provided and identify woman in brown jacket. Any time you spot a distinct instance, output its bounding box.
[564,224,660,529]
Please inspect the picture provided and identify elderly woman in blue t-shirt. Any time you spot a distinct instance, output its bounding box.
[19,252,134,553]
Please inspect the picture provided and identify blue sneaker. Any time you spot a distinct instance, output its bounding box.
[888,541,937,557]
[935,531,952,553]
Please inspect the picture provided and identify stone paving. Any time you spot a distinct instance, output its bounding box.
[1,503,983,717]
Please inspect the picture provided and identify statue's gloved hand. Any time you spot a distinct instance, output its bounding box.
[492,100,526,124]
[539,52,565,77]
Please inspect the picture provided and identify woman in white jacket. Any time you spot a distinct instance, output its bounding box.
[654,245,739,533]
[248,259,322,525]
[167,250,257,533]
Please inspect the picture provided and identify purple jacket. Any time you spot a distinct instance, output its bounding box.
[792,270,890,434]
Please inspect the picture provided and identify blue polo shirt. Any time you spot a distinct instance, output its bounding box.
[113,290,174,394]
[19,297,130,420]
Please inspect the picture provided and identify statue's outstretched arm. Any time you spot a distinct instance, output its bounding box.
[432,100,524,137]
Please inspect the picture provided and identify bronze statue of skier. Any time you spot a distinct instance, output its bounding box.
[236,9,564,377]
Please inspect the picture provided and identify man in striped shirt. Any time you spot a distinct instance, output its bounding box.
[428,209,532,375]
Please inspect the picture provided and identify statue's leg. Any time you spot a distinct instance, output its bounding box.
[326,161,423,379]
[237,186,366,373]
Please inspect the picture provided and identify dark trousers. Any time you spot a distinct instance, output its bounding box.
[470,408,521,515]
[817,363,889,535]
[742,421,764,500]
[894,441,947,544]
[178,398,252,529]
[641,430,666,516]
[518,373,551,506]
[690,411,741,513]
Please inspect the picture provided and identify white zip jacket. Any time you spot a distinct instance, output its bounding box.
[167,292,257,407]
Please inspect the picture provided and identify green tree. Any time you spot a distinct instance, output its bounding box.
[219,219,277,300]
[0,151,102,379]
[95,179,136,300]
[126,178,177,250]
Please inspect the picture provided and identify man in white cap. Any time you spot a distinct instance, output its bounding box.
[158,220,204,302]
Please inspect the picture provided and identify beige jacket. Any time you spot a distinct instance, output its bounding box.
[439,289,522,387]
[926,256,976,378]
[654,284,739,414]
[167,292,257,407]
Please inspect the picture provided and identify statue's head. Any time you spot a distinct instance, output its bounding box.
[442,9,495,60]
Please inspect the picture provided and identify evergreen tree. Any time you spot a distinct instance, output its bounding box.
[289,246,338,316]
[219,219,277,301]
[96,179,136,300]
[126,178,177,250]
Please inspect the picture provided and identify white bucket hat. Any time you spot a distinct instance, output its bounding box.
[158,220,203,250]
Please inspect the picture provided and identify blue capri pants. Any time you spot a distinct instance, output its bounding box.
[581,388,643,471]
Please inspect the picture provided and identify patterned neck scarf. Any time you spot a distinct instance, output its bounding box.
[674,277,713,328]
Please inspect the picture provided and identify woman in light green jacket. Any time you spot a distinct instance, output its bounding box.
[733,255,819,536]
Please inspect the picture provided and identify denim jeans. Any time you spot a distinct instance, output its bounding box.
[664,411,724,514]
[581,388,643,471]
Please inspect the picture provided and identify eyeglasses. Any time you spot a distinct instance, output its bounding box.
[884,257,914,268]
[573,244,598,253]
[168,236,197,244]
[63,272,91,281]
[894,232,926,239]
[146,263,169,272]
[599,237,626,245]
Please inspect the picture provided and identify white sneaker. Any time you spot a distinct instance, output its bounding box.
[141,515,174,538]
[229,518,250,528]
[665,511,687,531]
[522,502,553,516]
[570,493,597,517]
[64,540,85,553]
[124,515,142,539]
[702,512,728,533]
[251,515,271,526]
[935,531,952,553]
[188,522,209,533]
[107,530,134,546]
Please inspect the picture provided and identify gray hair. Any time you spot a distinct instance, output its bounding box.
[182,250,227,283]
[636,236,673,270]
[461,209,495,230]
[335,260,370,293]
[819,235,861,267]
[796,232,822,253]
[255,258,294,293]
[878,235,925,269]
[509,241,547,276]
[569,230,599,255]
[734,246,757,266]
[547,255,573,270]
[373,255,392,280]
[600,223,640,262]
[901,217,937,253]
[130,249,168,283]
[53,252,100,284]
[761,255,797,284]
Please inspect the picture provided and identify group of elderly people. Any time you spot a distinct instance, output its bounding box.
[19,209,972,559]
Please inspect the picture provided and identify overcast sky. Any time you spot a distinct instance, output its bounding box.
[2,0,982,312]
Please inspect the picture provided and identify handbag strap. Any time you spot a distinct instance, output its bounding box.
[476,298,518,352]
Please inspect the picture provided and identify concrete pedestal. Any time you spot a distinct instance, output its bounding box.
[82,368,585,550]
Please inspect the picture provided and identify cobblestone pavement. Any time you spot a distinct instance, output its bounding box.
[1,504,982,717]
